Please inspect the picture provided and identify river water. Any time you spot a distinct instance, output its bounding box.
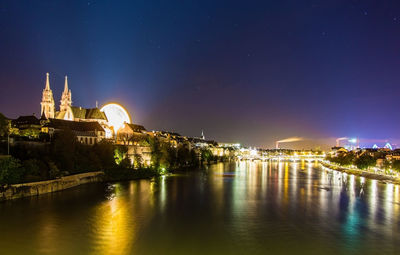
[1,161,400,255]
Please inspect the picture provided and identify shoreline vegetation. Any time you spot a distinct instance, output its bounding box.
[324,150,400,185]
[321,161,400,185]
[3,120,400,199]
[0,127,230,200]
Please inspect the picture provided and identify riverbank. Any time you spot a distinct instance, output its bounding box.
[320,161,400,185]
[0,171,105,201]
[0,167,166,201]
[0,162,218,201]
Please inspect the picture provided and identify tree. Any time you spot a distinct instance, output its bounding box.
[132,153,143,169]
[177,145,191,167]
[392,160,400,172]
[190,149,199,167]
[382,159,391,171]
[74,145,102,173]
[0,157,25,185]
[22,159,41,181]
[51,129,77,172]
[119,157,132,169]
[158,142,174,170]
[329,152,354,166]
[93,141,116,169]
[48,161,61,179]
[114,145,128,165]
[200,148,213,165]
[20,128,40,139]
[0,113,9,137]
[148,136,162,169]
[354,154,375,170]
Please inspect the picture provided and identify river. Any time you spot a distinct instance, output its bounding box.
[0,161,399,254]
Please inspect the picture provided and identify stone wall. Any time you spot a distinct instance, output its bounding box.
[127,145,152,166]
[0,171,104,201]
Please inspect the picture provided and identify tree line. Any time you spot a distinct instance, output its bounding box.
[326,151,400,172]
[0,124,226,185]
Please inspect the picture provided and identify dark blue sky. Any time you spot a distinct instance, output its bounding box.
[1,0,400,148]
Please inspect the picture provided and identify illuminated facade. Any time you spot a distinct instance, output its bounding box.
[40,73,132,138]
[59,76,72,112]
[40,73,55,119]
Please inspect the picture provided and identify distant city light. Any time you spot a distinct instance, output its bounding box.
[384,142,393,150]
[349,138,357,143]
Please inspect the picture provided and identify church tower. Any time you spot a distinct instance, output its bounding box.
[40,73,55,119]
[60,75,72,111]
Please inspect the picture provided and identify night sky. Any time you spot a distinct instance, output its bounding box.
[1,0,400,149]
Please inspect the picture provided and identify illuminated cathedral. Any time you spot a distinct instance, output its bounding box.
[40,73,131,138]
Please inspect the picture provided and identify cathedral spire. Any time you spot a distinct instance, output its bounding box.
[63,75,68,93]
[45,72,50,90]
[60,75,72,112]
[41,73,55,119]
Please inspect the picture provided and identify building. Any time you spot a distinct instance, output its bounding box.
[40,73,120,141]
[12,115,41,130]
[40,73,108,127]
[45,119,105,145]
[117,123,148,145]
[11,115,42,137]
[40,73,55,119]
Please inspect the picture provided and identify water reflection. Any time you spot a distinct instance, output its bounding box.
[208,161,400,254]
[1,162,400,254]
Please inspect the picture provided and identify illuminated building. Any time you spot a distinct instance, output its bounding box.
[39,73,132,139]
[59,76,72,112]
[45,119,105,145]
[40,73,55,119]
[117,123,147,145]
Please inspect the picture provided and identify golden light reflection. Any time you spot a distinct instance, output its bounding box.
[348,175,355,220]
[369,180,378,224]
[261,161,268,196]
[306,162,312,206]
[385,183,394,224]
[89,182,151,255]
[395,185,400,221]
[300,159,305,170]
[283,162,289,204]
[37,210,58,254]
[210,163,226,213]
[23,162,400,255]
[160,175,167,212]
[291,163,298,200]
[91,198,134,255]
